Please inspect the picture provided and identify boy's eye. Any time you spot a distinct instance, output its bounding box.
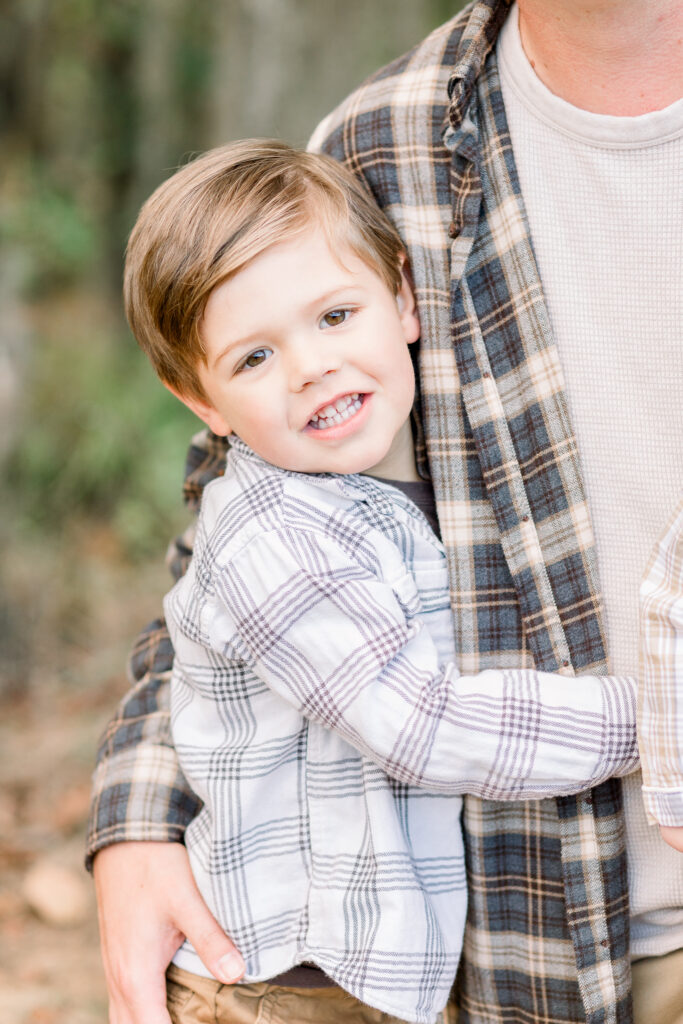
[238,348,271,372]
[320,309,350,329]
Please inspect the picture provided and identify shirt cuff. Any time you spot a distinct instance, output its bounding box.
[85,823,189,872]
[85,746,201,871]
[641,786,683,828]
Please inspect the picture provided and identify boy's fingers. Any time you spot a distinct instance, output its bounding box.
[172,888,245,984]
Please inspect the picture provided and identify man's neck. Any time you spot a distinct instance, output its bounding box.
[516,0,683,115]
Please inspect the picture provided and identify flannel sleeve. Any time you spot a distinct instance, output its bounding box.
[85,617,201,869]
[174,525,638,800]
[85,430,230,869]
[639,497,683,826]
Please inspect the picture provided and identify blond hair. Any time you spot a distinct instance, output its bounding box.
[124,140,406,400]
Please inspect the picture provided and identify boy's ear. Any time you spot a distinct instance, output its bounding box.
[396,259,420,345]
[163,383,232,437]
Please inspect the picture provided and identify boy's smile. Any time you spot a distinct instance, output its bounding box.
[307,391,364,432]
[181,228,421,478]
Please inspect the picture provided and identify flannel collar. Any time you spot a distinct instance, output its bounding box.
[446,0,511,134]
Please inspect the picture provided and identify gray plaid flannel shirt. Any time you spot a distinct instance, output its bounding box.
[88,2,640,1020]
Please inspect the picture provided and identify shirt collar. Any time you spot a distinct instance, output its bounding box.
[227,435,385,504]
[444,0,511,142]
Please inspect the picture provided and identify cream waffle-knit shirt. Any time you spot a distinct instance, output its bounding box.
[498,5,683,958]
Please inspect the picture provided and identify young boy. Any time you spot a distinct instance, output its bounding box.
[124,140,639,1024]
[639,497,683,853]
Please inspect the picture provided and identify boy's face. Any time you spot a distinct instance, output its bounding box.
[179,227,420,477]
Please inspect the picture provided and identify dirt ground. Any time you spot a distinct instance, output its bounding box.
[0,692,108,1023]
[0,523,177,1024]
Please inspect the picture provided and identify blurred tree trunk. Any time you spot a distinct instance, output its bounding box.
[130,0,188,200]
[206,0,430,146]
[1,0,51,159]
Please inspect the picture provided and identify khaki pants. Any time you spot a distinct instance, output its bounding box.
[632,947,683,1024]
[168,948,683,1024]
[167,964,458,1024]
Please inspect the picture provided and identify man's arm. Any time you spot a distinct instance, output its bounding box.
[639,498,683,853]
[86,617,199,868]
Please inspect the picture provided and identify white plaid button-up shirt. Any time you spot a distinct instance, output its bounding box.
[164,439,637,1023]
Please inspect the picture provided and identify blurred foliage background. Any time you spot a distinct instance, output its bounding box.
[0,3,463,1018]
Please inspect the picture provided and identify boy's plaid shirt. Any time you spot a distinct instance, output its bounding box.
[162,438,635,1023]
[639,498,683,827]
[88,2,640,1021]
[166,441,468,1023]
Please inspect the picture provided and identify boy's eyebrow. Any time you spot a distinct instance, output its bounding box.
[308,285,363,309]
[212,331,263,369]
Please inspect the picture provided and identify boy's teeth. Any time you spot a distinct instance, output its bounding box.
[310,393,362,429]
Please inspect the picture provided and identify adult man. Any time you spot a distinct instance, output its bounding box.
[89,1,683,1021]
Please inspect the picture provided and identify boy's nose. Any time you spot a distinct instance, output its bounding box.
[289,343,342,391]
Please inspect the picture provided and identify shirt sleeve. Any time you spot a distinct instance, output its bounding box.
[84,617,201,870]
[639,498,683,826]
[185,525,638,800]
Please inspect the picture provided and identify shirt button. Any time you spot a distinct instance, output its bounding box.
[448,221,458,238]
[600,939,610,948]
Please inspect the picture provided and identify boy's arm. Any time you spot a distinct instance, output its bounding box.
[639,498,683,852]
[181,525,638,800]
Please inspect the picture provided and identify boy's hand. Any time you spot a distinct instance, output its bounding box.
[93,841,245,1024]
[659,825,683,853]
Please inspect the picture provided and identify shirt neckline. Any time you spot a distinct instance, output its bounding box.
[497,3,683,150]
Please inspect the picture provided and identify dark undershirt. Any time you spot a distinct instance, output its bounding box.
[264,476,439,990]
[384,476,440,539]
